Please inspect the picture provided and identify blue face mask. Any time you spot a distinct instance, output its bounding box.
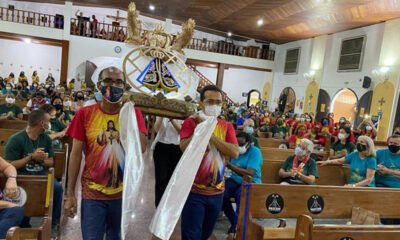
[322,120,329,126]
[94,91,103,102]
[244,127,254,135]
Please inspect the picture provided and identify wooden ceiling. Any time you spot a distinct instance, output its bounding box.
[19,0,400,43]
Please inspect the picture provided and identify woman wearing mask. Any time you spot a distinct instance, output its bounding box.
[32,71,40,84]
[1,83,13,95]
[279,138,319,185]
[288,125,308,148]
[330,127,355,159]
[46,73,55,83]
[223,132,262,234]
[12,84,28,100]
[0,94,23,120]
[39,104,67,141]
[63,96,75,118]
[30,82,39,92]
[357,119,377,140]
[319,135,377,187]
[52,97,71,126]
[72,91,85,111]
[7,73,15,85]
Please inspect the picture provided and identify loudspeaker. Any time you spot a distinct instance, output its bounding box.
[362,76,371,89]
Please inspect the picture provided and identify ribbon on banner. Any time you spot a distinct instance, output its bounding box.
[149,117,218,240]
[119,101,145,239]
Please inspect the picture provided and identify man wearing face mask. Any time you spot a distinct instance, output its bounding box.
[180,85,239,240]
[376,135,400,224]
[376,135,400,188]
[64,66,147,239]
[222,132,262,234]
[4,109,62,236]
[0,94,23,120]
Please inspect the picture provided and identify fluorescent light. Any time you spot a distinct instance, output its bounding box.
[149,4,155,11]
[380,66,390,73]
[24,38,31,44]
[257,19,264,26]
[227,32,232,37]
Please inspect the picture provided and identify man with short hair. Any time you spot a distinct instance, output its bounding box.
[4,109,62,233]
[64,66,147,239]
[180,85,239,240]
[0,94,23,120]
[376,134,400,224]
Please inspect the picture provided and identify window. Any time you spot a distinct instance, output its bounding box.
[284,48,300,74]
[338,36,366,71]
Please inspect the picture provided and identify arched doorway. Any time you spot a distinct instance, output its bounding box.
[355,91,373,127]
[278,87,296,113]
[331,88,358,125]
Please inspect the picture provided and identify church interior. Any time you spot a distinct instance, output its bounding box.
[0,0,400,239]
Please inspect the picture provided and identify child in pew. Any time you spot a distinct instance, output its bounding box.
[222,132,262,234]
[319,135,377,187]
[0,157,24,238]
[279,138,319,185]
[4,109,63,237]
[330,126,355,159]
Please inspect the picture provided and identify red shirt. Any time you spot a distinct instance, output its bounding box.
[180,117,237,196]
[66,103,147,200]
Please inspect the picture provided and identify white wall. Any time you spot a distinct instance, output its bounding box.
[195,66,271,103]
[0,38,62,84]
[271,39,313,113]
[271,23,386,113]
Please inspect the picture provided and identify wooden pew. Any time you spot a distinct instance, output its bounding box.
[0,129,20,148]
[3,169,54,240]
[258,138,287,148]
[295,214,400,240]
[261,160,350,186]
[236,183,400,240]
[0,120,27,130]
[261,148,328,161]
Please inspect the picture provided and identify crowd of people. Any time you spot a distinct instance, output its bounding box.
[0,67,399,239]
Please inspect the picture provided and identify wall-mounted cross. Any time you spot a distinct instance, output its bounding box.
[378,97,386,107]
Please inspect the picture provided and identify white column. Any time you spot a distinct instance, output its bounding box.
[164,18,173,34]
[63,1,72,40]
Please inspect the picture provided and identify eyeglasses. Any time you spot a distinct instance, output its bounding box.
[101,78,125,88]
[203,99,223,106]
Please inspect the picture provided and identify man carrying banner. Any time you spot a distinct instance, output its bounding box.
[180,85,239,240]
[64,66,147,240]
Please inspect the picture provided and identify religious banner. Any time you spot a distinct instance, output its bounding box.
[359,107,365,117]
[321,103,326,113]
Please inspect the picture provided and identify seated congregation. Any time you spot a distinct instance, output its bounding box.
[0,68,399,240]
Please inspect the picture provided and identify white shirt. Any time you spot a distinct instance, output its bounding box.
[156,118,182,145]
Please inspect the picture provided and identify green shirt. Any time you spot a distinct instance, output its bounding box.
[280,155,319,184]
[5,130,54,175]
[56,111,71,122]
[272,126,288,137]
[0,104,23,118]
[50,118,66,132]
[331,141,355,155]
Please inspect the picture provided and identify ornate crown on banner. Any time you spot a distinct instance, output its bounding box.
[122,2,198,119]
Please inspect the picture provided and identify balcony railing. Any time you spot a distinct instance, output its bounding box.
[0,7,63,29]
[187,38,275,61]
[0,6,274,61]
[70,18,127,42]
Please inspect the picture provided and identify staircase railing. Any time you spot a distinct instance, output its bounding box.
[188,65,235,106]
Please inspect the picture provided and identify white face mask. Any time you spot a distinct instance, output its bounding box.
[239,145,248,154]
[338,133,346,140]
[366,125,372,131]
[63,101,71,107]
[5,97,15,104]
[204,105,221,117]
[6,87,11,90]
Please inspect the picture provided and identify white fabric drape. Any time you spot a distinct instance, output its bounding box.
[149,117,218,240]
[119,102,145,239]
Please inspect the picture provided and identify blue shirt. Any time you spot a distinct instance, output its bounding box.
[344,152,377,187]
[236,117,245,126]
[376,149,400,188]
[229,145,262,184]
